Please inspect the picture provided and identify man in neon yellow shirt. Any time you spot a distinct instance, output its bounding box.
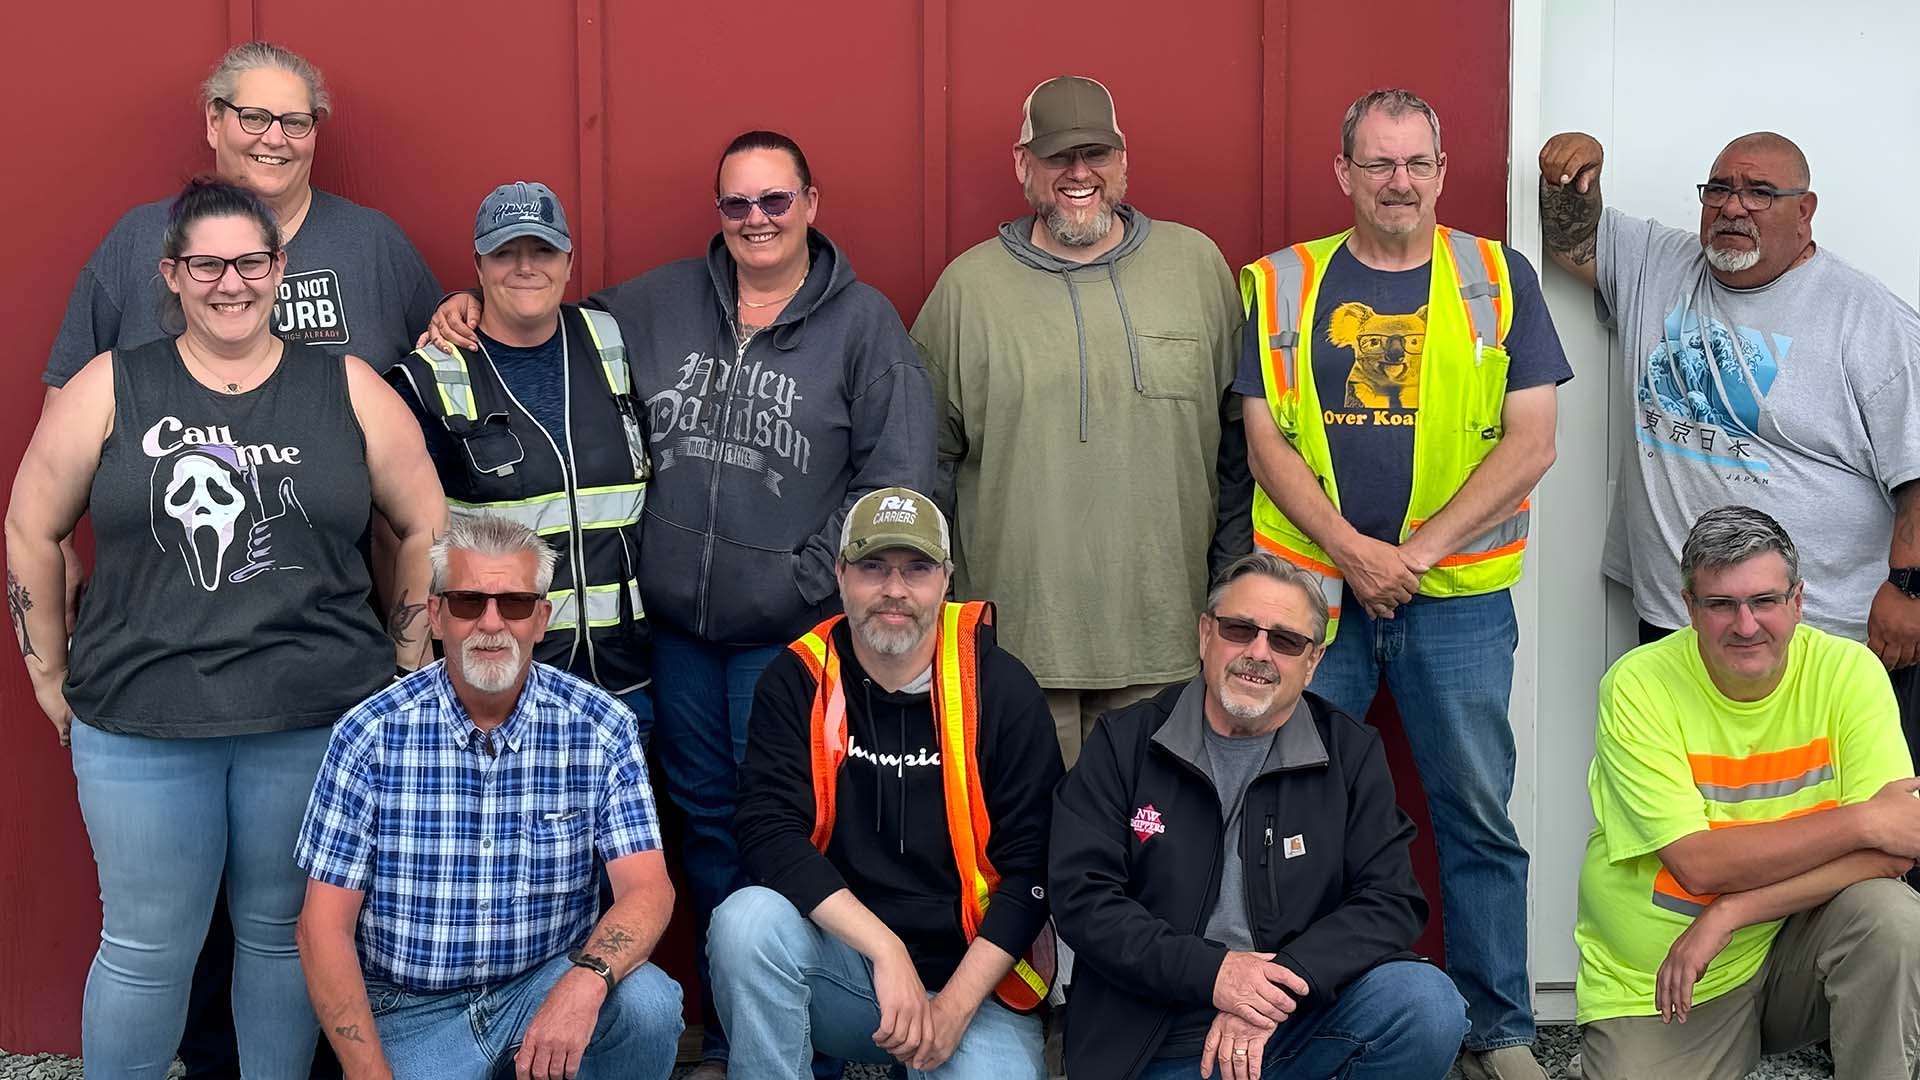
[1576,506,1920,1078]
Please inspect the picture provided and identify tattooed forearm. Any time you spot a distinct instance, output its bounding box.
[8,570,35,659]
[1540,177,1602,265]
[592,925,636,956]
[387,590,426,646]
[333,1023,367,1044]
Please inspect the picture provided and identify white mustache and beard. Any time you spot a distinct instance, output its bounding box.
[1704,217,1762,273]
[1025,169,1128,248]
[459,631,525,693]
[852,598,937,657]
[1213,656,1284,727]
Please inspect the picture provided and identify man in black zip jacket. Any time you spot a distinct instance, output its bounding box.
[1051,551,1467,1079]
[712,486,1063,1077]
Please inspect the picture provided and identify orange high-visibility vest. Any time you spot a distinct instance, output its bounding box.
[787,601,1054,1013]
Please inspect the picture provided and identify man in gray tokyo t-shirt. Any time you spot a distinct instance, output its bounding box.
[45,188,440,386]
[1540,131,1920,659]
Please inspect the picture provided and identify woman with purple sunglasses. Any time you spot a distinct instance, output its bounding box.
[425,130,934,1076]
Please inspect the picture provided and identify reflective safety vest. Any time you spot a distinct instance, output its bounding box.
[788,604,1055,1013]
[391,304,651,691]
[1239,227,1529,639]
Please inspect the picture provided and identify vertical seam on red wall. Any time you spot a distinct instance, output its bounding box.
[575,0,608,296]
[920,0,950,297]
[1260,0,1289,254]
[227,0,255,43]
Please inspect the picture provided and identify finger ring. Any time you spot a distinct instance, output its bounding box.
[1234,1048,1248,1056]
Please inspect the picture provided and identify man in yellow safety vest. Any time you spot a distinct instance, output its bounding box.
[1237,88,1571,1080]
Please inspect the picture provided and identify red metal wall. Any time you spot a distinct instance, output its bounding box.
[0,0,1510,1051]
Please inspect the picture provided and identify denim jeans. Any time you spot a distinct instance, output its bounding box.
[69,721,333,1080]
[1134,961,1467,1080]
[1307,588,1533,1051]
[368,953,683,1079]
[649,624,785,1062]
[709,887,1046,1079]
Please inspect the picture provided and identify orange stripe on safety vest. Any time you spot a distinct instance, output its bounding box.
[1254,532,1342,578]
[1704,800,1839,828]
[1433,538,1527,567]
[1476,236,1505,333]
[1689,738,1831,791]
[1292,242,1317,330]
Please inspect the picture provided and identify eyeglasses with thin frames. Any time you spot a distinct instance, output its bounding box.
[716,190,799,221]
[1035,145,1117,170]
[845,558,942,587]
[1347,157,1441,181]
[1207,613,1316,656]
[214,97,318,139]
[438,590,542,621]
[1689,583,1800,618]
[1697,183,1808,211]
[171,251,277,283]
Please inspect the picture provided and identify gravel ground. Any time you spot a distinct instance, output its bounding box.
[1,1029,1838,1078]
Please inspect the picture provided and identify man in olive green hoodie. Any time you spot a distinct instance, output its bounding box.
[910,74,1249,768]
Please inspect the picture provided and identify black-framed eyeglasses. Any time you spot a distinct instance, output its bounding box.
[172,251,277,283]
[214,97,318,139]
[1697,183,1808,211]
[1208,613,1316,656]
[1347,156,1441,181]
[1036,144,1117,170]
[439,590,542,621]
[716,190,799,221]
[1689,582,1800,618]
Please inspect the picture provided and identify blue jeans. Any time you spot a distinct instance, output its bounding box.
[709,887,1046,1079]
[1308,588,1532,1051]
[649,624,785,1062]
[368,953,683,1079]
[1135,961,1466,1080]
[69,721,333,1080]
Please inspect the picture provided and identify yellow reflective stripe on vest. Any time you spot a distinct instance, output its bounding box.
[449,485,643,537]
[578,308,631,396]
[546,581,636,631]
[936,603,993,915]
[413,342,478,421]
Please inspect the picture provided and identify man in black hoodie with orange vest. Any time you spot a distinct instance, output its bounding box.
[1051,550,1467,1080]
[711,486,1063,1077]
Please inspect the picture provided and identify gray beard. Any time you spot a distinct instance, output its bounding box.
[854,611,932,657]
[460,636,524,693]
[1043,203,1116,248]
[1704,243,1762,273]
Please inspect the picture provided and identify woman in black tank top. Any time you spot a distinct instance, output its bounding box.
[5,177,445,1078]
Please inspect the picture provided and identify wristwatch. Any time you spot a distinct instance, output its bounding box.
[568,949,616,994]
[1892,568,1920,599]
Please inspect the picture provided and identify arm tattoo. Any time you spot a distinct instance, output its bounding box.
[1540,176,1602,266]
[593,925,636,956]
[8,570,35,659]
[386,590,426,646]
[333,1023,368,1044]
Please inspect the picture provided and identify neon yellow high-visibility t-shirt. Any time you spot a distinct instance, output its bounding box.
[1574,623,1910,1023]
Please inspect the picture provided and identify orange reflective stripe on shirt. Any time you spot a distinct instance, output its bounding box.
[1689,737,1834,804]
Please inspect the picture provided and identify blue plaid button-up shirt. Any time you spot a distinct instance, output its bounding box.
[296,660,659,993]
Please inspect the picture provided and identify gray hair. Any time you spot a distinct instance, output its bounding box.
[1680,506,1801,593]
[429,513,558,595]
[1206,551,1330,643]
[1341,88,1442,160]
[202,41,332,116]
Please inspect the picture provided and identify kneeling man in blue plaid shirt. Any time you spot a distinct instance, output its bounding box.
[295,513,683,1080]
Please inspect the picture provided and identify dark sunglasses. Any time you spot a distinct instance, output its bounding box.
[439,590,542,621]
[1209,614,1314,656]
[715,189,798,221]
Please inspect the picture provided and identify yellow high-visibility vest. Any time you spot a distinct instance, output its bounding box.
[1240,227,1527,639]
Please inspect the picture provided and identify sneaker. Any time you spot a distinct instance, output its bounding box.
[1457,1045,1548,1080]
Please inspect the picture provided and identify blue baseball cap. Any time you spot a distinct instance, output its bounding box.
[474,181,572,255]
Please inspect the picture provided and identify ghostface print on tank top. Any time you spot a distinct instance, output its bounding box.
[143,415,313,591]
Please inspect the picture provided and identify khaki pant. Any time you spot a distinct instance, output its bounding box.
[1581,877,1920,1080]
[1044,682,1176,768]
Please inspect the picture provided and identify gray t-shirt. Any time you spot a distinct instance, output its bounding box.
[46,189,441,386]
[1597,208,1920,637]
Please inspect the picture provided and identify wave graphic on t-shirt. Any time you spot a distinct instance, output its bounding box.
[1638,305,1782,438]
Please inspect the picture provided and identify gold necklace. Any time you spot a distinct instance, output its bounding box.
[180,335,277,394]
[739,269,807,309]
